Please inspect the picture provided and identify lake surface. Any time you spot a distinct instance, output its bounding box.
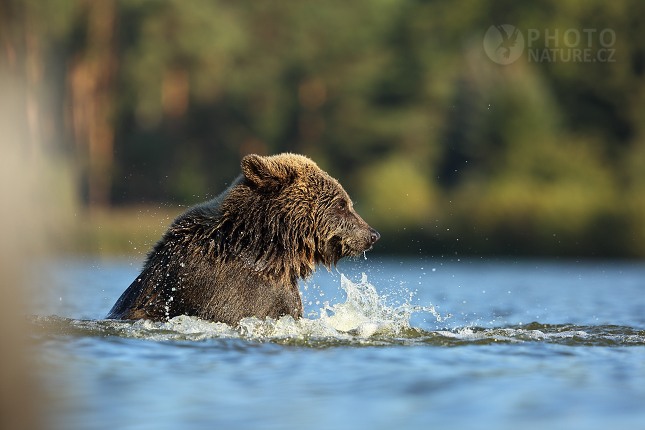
[28,256,645,430]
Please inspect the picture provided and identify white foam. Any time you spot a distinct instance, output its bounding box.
[231,273,450,340]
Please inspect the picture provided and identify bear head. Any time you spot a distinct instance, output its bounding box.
[218,153,379,280]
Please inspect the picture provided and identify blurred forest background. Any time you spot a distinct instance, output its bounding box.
[2,0,645,258]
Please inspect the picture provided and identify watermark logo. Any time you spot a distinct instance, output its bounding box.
[526,29,616,63]
[483,25,525,65]
[484,25,617,65]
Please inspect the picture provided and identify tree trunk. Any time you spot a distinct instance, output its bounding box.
[68,0,117,213]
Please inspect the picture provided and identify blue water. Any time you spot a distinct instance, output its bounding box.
[28,256,645,430]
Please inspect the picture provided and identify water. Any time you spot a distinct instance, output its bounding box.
[28,256,645,430]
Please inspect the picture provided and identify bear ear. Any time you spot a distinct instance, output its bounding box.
[241,154,291,187]
[241,154,267,185]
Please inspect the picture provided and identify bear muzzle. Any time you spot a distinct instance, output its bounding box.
[358,226,380,252]
[369,228,380,245]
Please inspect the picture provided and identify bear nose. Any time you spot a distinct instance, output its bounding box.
[369,228,380,244]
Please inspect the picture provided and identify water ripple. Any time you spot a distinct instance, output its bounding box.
[27,273,645,348]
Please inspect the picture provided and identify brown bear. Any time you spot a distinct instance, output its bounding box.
[107,153,380,325]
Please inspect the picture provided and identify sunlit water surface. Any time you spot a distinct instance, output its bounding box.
[28,257,645,430]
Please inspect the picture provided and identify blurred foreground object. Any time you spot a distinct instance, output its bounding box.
[0,61,43,430]
[0,3,75,428]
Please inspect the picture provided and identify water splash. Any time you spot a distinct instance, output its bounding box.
[317,273,449,336]
[26,272,645,347]
[237,273,449,340]
[28,314,645,347]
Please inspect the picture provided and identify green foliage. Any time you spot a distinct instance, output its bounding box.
[359,155,437,229]
[13,0,645,256]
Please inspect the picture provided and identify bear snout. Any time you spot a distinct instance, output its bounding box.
[356,226,380,252]
[369,228,380,244]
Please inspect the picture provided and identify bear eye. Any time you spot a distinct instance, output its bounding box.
[336,199,348,212]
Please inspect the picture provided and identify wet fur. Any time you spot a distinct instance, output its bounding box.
[107,153,379,325]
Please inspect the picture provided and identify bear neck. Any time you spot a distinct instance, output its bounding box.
[214,187,322,282]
